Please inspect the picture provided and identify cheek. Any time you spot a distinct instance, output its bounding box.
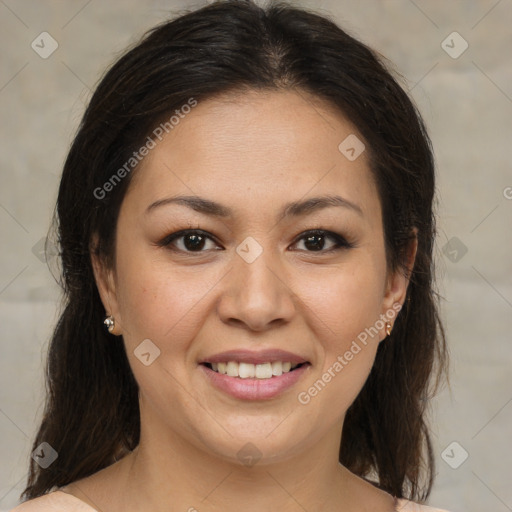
[297,257,386,348]
[114,248,215,355]
[293,254,386,410]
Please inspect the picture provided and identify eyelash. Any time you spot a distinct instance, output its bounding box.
[157,228,354,254]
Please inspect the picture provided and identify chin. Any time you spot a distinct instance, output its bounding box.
[179,411,321,468]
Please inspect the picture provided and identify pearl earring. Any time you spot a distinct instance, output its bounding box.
[104,315,115,333]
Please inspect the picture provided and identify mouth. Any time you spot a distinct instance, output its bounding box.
[198,349,311,400]
[201,361,308,379]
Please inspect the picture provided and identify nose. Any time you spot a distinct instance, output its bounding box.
[216,245,296,332]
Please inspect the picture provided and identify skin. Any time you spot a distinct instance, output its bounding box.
[65,89,417,512]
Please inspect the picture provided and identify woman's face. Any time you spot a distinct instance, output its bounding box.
[94,90,413,465]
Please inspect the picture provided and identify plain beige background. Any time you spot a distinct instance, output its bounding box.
[1,1,511,511]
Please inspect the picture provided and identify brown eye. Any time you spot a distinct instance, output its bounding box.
[181,233,207,251]
[159,230,221,253]
[292,230,353,252]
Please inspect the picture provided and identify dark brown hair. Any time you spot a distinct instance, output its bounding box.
[21,0,447,503]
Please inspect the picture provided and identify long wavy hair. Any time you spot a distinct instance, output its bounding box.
[21,0,447,503]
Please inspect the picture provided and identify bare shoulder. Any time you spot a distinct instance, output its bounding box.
[347,472,452,512]
[8,461,123,512]
[396,498,452,512]
[53,457,128,512]
[9,490,98,511]
[342,470,398,510]
[52,454,129,512]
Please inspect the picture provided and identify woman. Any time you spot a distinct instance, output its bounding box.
[12,1,449,511]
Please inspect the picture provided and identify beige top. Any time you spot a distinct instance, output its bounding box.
[9,490,451,511]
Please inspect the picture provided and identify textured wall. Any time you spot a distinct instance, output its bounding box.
[1,1,511,511]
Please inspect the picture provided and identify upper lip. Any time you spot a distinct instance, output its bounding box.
[199,349,309,365]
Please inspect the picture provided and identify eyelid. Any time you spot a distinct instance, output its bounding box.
[290,229,355,251]
[157,228,222,249]
[157,228,354,253]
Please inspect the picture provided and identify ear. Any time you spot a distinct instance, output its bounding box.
[380,228,418,336]
[90,234,123,335]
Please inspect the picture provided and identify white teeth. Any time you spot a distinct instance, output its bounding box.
[239,362,255,379]
[208,361,301,379]
[255,363,273,379]
[226,361,238,377]
[271,361,283,376]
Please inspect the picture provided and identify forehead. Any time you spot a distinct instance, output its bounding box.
[123,89,380,223]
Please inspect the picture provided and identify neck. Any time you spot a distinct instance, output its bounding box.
[116,424,351,511]
[103,397,397,512]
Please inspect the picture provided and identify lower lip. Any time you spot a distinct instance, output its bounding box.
[199,364,310,400]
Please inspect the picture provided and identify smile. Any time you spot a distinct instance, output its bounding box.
[199,361,310,401]
[203,361,305,379]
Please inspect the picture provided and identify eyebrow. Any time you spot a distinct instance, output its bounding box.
[145,194,364,220]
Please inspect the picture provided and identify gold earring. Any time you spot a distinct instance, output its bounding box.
[104,315,115,333]
[385,321,392,337]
